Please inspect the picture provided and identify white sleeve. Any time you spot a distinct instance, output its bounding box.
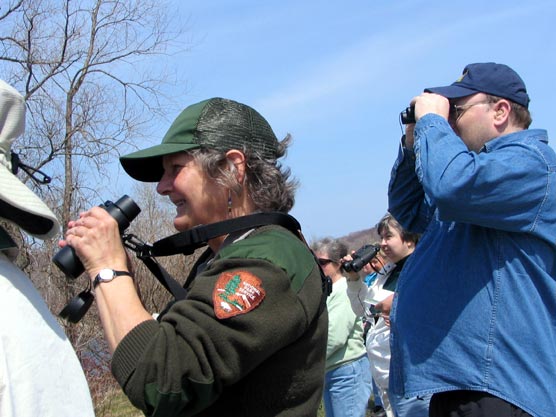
[346,278,368,317]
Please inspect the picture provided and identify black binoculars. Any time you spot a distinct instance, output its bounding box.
[400,106,415,124]
[53,195,141,279]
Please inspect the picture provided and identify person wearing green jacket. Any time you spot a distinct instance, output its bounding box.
[62,97,328,416]
[312,237,372,417]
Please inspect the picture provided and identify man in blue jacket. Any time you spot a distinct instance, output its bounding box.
[388,62,556,417]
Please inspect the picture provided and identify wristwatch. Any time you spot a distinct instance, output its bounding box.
[93,268,132,288]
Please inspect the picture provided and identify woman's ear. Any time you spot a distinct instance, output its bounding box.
[225,149,247,183]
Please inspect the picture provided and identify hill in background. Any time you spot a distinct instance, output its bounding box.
[341,227,380,251]
[308,227,380,252]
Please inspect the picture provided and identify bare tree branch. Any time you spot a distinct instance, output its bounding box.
[0,1,192,414]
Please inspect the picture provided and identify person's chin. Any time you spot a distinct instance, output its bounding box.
[173,215,193,232]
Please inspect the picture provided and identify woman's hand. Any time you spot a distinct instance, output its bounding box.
[61,207,129,281]
[60,207,152,353]
[340,253,360,281]
[375,293,395,327]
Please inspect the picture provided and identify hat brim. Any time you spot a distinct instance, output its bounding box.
[0,165,60,240]
[120,142,201,182]
[424,85,478,99]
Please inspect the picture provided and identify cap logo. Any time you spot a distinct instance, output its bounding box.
[456,70,468,83]
[213,270,265,319]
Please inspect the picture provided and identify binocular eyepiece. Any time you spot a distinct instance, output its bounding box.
[400,106,415,124]
[342,244,380,273]
[53,195,141,279]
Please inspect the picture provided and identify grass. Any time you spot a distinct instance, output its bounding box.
[96,389,143,417]
[102,389,376,416]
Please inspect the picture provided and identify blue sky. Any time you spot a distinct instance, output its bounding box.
[118,0,556,241]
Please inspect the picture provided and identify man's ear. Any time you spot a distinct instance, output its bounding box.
[225,149,246,183]
[493,99,512,126]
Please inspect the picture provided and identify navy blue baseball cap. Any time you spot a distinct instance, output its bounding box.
[425,62,530,108]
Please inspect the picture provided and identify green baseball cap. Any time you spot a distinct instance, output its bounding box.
[120,97,279,182]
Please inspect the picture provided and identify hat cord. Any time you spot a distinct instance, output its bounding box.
[10,152,51,185]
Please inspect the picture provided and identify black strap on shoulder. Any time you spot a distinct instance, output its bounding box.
[122,212,301,302]
[135,212,330,315]
[150,212,301,257]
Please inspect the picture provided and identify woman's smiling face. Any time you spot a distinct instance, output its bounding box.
[156,152,228,232]
[380,225,414,263]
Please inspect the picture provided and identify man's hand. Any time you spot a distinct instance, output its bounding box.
[403,93,450,151]
[413,92,450,121]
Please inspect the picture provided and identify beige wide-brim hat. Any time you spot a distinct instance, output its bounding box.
[0,80,60,240]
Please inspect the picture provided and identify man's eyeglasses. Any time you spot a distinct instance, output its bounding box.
[449,101,491,121]
[317,258,335,266]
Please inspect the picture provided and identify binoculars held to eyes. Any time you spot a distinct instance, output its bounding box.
[400,106,416,124]
[342,244,381,273]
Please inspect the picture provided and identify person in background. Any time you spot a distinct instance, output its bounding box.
[362,249,391,287]
[0,80,95,417]
[61,97,328,416]
[345,214,430,417]
[360,249,392,417]
[311,237,372,417]
[388,62,555,417]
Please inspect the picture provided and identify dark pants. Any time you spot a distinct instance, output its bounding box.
[429,390,532,417]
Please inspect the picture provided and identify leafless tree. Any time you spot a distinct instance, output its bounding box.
[0,0,191,413]
[0,0,188,223]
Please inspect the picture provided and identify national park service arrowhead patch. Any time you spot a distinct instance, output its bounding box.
[213,271,266,319]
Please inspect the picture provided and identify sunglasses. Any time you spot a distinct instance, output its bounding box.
[317,258,335,266]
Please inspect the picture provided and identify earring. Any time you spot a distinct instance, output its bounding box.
[228,191,232,216]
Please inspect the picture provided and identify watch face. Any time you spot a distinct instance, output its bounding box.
[94,269,130,288]
[99,269,115,281]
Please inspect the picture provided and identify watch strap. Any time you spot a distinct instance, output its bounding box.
[93,269,132,288]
